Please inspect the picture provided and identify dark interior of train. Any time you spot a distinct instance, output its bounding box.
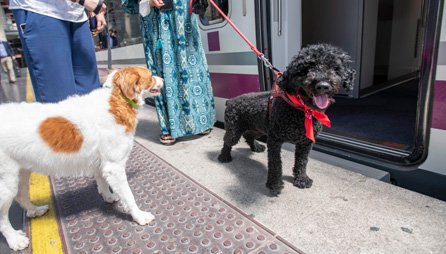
[302,0,425,153]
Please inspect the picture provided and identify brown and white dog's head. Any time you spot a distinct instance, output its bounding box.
[104,67,163,106]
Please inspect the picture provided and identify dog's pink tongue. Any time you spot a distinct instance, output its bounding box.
[314,94,329,109]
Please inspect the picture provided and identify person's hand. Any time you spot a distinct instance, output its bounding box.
[83,0,107,15]
[95,13,106,33]
[149,0,164,8]
[12,56,16,60]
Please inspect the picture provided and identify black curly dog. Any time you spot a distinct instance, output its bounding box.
[218,44,355,196]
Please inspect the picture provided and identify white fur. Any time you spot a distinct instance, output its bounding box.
[0,68,163,251]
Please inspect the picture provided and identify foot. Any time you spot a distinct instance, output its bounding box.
[293,176,313,189]
[198,129,211,135]
[266,181,284,196]
[101,192,120,203]
[218,153,232,163]
[5,230,29,251]
[159,134,176,145]
[132,210,155,225]
[250,142,266,153]
[26,205,49,218]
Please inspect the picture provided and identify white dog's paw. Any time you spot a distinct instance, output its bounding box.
[132,211,155,225]
[6,230,29,251]
[102,193,120,203]
[26,205,49,218]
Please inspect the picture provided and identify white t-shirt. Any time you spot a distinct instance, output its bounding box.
[9,0,87,23]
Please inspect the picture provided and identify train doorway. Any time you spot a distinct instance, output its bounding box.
[300,0,432,164]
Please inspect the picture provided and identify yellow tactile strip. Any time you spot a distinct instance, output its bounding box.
[29,173,64,254]
[25,72,34,103]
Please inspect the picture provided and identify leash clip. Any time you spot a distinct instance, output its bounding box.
[259,54,273,70]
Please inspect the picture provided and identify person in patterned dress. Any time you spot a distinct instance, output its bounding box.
[122,0,216,145]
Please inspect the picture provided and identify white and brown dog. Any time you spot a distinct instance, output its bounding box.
[0,67,163,250]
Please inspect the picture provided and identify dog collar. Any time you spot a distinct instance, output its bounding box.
[269,83,331,142]
[111,89,137,109]
[120,94,137,109]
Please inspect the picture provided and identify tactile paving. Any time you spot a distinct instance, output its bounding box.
[50,142,304,254]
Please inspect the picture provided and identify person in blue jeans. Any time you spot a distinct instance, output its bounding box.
[9,0,107,103]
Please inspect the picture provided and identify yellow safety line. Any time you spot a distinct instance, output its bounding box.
[26,74,64,253]
[26,72,34,102]
[29,173,64,254]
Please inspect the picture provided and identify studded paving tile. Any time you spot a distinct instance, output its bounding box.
[51,142,304,254]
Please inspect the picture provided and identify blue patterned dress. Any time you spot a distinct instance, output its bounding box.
[122,0,216,139]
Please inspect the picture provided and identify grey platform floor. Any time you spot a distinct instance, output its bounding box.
[134,105,446,254]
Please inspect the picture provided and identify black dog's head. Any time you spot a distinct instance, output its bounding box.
[278,44,355,112]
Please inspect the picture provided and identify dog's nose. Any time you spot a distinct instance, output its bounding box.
[315,82,331,93]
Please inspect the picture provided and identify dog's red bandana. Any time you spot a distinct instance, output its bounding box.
[269,83,331,142]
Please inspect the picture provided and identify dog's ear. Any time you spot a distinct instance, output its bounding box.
[330,45,356,92]
[334,54,355,92]
[113,67,141,100]
[278,54,307,94]
[341,65,355,92]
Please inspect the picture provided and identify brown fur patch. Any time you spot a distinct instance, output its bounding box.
[38,117,84,153]
[109,90,137,133]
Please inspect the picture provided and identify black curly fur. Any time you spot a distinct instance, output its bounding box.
[218,44,355,196]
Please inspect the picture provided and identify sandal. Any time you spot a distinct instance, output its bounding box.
[198,129,211,135]
[159,134,176,145]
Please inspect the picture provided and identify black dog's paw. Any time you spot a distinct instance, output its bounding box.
[266,181,284,196]
[218,153,232,163]
[293,176,313,189]
[251,143,266,153]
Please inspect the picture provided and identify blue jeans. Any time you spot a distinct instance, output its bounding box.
[12,10,100,103]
